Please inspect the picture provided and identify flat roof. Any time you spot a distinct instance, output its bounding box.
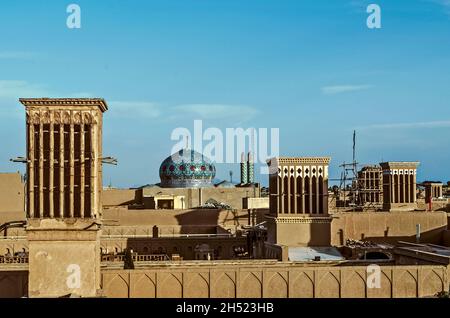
[287,246,344,262]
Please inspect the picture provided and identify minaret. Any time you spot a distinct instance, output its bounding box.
[20,98,107,297]
[240,152,247,185]
[247,151,254,184]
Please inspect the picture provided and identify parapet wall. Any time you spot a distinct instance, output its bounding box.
[1,261,449,298]
[100,261,449,298]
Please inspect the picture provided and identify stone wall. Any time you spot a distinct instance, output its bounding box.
[331,211,448,246]
[100,261,449,298]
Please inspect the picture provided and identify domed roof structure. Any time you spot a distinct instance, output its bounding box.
[159,149,216,188]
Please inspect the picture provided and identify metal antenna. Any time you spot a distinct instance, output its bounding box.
[353,130,356,164]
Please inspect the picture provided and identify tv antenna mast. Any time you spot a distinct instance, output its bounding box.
[339,130,359,211]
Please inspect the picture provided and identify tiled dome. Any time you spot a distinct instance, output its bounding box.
[159,149,216,188]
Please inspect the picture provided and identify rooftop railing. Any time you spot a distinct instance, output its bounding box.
[101,253,171,262]
[0,256,29,264]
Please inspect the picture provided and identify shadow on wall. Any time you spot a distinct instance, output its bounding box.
[123,236,247,260]
[307,222,332,247]
[174,209,221,235]
[116,190,141,207]
[362,226,447,245]
[443,230,450,246]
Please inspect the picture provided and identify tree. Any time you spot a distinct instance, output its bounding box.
[124,248,135,270]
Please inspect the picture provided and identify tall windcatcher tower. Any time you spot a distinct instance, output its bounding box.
[20,98,108,297]
[266,157,332,247]
[380,161,419,211]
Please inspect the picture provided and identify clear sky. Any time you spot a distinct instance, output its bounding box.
[1,0,449,187]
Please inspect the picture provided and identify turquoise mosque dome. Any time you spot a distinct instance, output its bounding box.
[159,149,216,188]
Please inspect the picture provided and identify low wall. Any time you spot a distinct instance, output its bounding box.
[100,261,449,298]
[331,211,448,246]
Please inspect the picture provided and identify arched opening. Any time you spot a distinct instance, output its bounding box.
[318,176,324,214]
[394,174,399,203]
[296,175,303,213]
[290,176,295,213]
[304,176,310,213]
[312,176,317,214]
[283,176,289,213]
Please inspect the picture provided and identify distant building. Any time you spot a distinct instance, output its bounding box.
[380,162,420,212]
[423,181,444,203]
[356,165,383,207]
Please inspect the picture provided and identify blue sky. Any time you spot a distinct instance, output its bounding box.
[1,0,450,187]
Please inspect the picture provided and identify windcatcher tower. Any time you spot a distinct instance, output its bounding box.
[266,157,332,247]
[20,98,108,297]
[380,161,419,211]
